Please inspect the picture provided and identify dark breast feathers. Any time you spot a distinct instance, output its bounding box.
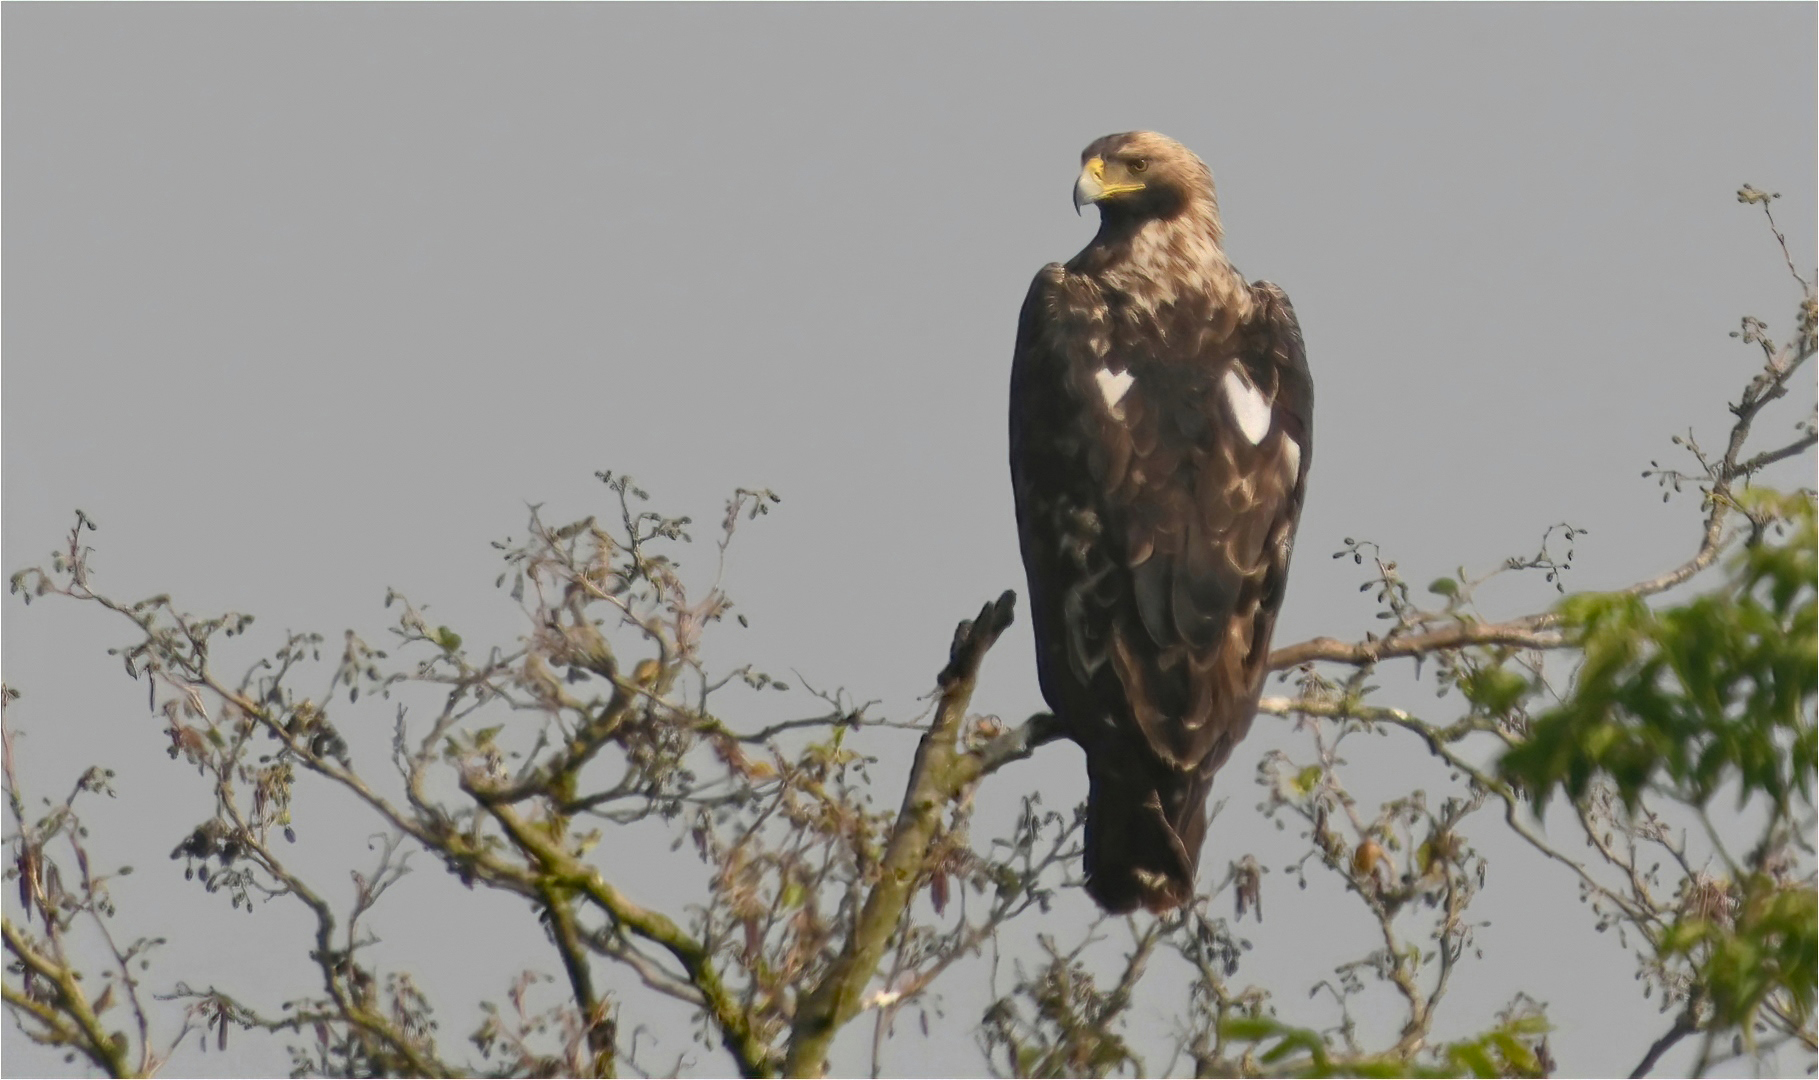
[1009,265,1313,913]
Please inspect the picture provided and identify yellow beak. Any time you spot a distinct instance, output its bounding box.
[1073,156,1145,213]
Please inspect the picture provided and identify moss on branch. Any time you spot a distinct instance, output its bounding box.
[784,591,1017,1077]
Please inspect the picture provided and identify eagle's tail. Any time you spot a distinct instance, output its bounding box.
[1081,751,1214,914]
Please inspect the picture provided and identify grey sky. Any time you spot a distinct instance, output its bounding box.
[4,4,1814,1077]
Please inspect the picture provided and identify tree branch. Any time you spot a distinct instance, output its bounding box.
[1630,1009,1698,1078]
[785,591,1017,1078]
[1271,300,1812,678]
[1736,432,1818,477]
[1257,694,1658,931]
[222,799,452,1077]
[1269,620,1566,670]
[948,711,1063,794]
[483,800,775,1077]
[539,882,614,1071]
[3,917,135,1078]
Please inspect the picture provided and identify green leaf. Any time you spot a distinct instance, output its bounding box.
[1461,666,1530,716]
[1218,1015,1287,1041]
[1499,491,1816,811]
[1290,765,1323,797]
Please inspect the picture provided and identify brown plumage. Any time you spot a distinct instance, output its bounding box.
[1010,132,1313,913]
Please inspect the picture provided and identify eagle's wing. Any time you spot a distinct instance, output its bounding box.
[1112,280,1312,773]
[1010,265,1123,737]
[1010,267,1312,910]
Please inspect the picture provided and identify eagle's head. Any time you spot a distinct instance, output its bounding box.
[1073,131,1215,224]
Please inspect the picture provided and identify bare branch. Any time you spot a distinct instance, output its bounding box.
[785,592,1017,1078]
[1630,1009,1698,1078]
[3,918,136,1078]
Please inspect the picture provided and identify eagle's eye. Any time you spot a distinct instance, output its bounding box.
[1129,158,1149,173]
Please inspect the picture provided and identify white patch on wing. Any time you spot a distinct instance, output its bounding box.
[1095,368,1135,411]
[1222,369,1272,444]
[1281,435,1302,478]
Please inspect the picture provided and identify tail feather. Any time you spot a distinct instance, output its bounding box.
[1082,751,1215,914]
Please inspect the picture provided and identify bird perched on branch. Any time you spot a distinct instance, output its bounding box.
[1010,132,1313,913]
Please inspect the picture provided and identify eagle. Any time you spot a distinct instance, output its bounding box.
[1009,132,1313,914]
